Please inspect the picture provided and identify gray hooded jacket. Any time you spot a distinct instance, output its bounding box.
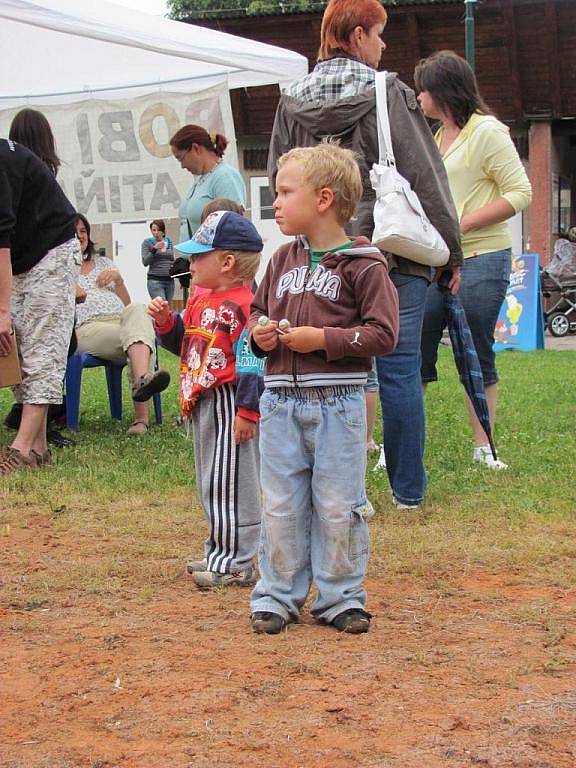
[268,60,463,279]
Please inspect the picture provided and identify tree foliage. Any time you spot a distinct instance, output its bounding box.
[167,0,320,20]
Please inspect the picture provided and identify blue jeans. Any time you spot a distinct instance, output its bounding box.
[251,386,374,623]
[147,278,174,302]
[376,272,428,506]
[421,249,512,387]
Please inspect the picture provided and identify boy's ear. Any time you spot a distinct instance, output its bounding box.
[220,252,236,273]
[317,186,335,213]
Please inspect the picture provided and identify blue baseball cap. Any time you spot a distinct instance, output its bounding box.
[176,210,263,255]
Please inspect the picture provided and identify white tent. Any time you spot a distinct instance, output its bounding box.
[0,0,306,300]
[0,0,308,107]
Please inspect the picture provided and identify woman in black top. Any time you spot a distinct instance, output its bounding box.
[0,136,81,475]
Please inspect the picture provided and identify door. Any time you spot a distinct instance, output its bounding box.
[249,176,291,284]
[112,221,151,305]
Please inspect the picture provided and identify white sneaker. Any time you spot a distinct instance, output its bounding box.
[192,566,256,589]
[372,444,387,471]
[473,445,508,470]
[186,557,207,574]
[392,496,420,511]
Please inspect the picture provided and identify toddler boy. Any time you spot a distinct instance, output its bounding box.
[250,143,399,634]
[148,211,264,588]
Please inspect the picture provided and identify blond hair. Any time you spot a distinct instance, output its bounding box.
[214,249,260,282]
[277,142,362,225]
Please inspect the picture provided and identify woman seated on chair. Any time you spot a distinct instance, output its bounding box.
[74,214,170,435]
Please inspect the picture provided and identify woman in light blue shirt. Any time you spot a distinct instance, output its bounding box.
[170,125,246,242]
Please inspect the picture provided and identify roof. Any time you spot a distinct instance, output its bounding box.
[180,0,460,21]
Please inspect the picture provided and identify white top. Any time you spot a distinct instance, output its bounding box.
[76,256,125,327]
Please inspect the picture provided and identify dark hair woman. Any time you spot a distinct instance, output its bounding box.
[75,213,96,261]
[9,108,61,176]
[170,124,246,243]
[74,215,170,436]
[267,0,463,513]
[141,218,174,302]
[414,50,532,470]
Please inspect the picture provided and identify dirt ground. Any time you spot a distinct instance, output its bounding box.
[1,512,575,768]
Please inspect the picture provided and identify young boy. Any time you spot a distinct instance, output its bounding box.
[250,143,399,634]
[148,211,264,588]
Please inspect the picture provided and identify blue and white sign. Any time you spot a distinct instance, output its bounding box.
[494,253,545,352]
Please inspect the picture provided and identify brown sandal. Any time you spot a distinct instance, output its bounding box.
[126,420,149,436]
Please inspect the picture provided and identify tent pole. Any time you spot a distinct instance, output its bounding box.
[464,0,477,71]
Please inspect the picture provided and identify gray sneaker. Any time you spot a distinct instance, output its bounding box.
[186,557,208,574]
[192,566,256,589]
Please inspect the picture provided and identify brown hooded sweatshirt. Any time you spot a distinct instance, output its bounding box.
[250,236,399,389]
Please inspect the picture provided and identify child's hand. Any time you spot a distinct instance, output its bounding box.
[147,297,170,326]
[252,320,279,351]
[234,414,256,444]
[280,326,326,354]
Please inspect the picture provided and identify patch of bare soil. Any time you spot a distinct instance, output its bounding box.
[1,514,575,768]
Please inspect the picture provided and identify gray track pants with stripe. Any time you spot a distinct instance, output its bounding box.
[191,383,261,574]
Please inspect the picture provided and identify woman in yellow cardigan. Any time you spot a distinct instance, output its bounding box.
[415,50,532,470]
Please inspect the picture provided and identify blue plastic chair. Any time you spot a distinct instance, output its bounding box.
[65,353,163,431]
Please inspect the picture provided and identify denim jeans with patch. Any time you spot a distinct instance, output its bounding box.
[251,386,374,623]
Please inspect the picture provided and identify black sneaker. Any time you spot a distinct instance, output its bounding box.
[251,611,287,635]
[132,369,171,402]
[331,609,371,634]
[47,427,75,448]
[4,403,22,430]
[48,401,67,428]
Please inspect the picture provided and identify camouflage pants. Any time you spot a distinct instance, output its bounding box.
[11,237,81,405]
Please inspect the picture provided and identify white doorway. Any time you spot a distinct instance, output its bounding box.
[112,221,151,305]
[249,176,291,284]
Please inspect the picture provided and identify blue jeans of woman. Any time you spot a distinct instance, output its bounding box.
[147,278,174,302]
[421,249,512,387]
[376,271,429,506]
[251,386,374,623]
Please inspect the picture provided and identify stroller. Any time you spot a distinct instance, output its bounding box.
[542,237,576,337]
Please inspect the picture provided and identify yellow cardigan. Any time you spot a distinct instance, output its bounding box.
[436,113,532,260]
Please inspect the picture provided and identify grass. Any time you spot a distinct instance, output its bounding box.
[1,345,575,605]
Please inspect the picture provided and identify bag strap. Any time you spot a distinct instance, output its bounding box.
[374,71,395,167]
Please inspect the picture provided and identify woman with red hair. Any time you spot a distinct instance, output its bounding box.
[267,0,463,511]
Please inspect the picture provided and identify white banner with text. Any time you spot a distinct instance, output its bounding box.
[0,83,236,224]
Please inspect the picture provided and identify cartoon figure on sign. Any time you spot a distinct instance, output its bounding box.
[506,295,523,336]
[511,256,525,272]
[494,319,508,344]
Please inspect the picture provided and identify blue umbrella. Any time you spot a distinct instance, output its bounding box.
[437,271,498,461]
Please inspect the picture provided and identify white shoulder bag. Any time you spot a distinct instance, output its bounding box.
[370,71,450,267]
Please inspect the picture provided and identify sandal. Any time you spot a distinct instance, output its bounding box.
[126,420,149,436]
[131,369,170,402]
